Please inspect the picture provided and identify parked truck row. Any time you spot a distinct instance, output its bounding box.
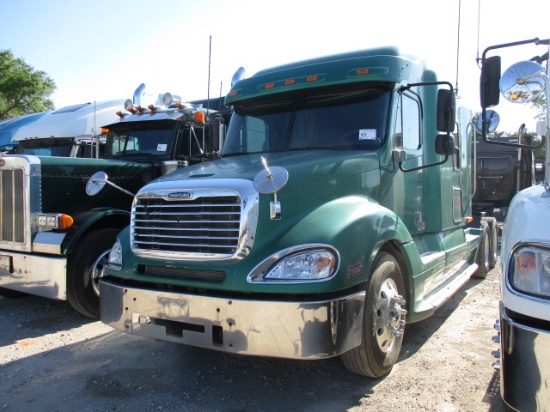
[2,42,539,385]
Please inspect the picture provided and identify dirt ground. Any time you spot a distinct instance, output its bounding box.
[0,261,504,412]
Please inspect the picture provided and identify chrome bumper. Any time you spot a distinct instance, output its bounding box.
[0,250,67,300]
[100,280,365,359]
[499,302,550,411]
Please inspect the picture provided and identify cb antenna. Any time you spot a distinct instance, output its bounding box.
[454,0,462,97]
[207,35,212,117]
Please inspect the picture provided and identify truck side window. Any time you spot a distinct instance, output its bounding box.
[397,91,421,150]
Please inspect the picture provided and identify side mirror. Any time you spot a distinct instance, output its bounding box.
[435,134,456,156]
[500,60,546,103]
[437,89,455,133]
[474,109,500,134]
[86,171,134,197]
[86,171,108,196]
[480,56,501,108]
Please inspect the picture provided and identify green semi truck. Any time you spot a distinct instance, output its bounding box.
[0,85,228,318]
[98,47,495,377]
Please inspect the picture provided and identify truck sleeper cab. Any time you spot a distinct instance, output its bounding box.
[100,47,491,377]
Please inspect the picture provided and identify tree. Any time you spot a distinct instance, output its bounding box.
[0,50,56,121]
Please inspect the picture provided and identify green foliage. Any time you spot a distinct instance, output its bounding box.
[0,50,56,121]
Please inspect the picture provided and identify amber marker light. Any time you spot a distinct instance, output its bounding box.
[195,112,206,123]
[101,128,109,135]
[59,214,74,229]
[464,216,474,223]
[284,79,295,86]
[264,82,275,89]
[356,68,370,75]
[306,75,318,82]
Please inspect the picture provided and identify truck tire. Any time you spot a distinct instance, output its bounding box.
[481,216,498,268]
[67,228,119,318]
[473,221,490,279]
[341,253,407,378]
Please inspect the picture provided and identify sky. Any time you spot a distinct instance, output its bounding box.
[0,0,549,133]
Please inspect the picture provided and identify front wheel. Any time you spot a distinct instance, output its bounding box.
[341,253,407,378]
[67,228,119,318]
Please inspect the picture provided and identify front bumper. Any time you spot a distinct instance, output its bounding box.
[100,279,365,359]
[0,250,67,299]
[500,302,550,411]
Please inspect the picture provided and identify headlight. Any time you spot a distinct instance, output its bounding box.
[248,247,338,283]
[36,213,74,230]
[107,239,123,269]
[509,245,550,298]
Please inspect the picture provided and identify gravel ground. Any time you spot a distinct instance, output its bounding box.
[0,261,504,412]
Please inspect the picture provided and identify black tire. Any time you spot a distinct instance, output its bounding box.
[474,221,490,279]
[482,216,498,268]
[341,253,407,378]
[67,228,119,318]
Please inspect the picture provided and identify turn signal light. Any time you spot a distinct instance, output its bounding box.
[37,213,74,230]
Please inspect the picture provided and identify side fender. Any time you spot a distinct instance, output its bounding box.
[61,208,130,254]
[277,196,414,287]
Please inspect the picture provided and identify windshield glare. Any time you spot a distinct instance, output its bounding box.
[223,86,390,156]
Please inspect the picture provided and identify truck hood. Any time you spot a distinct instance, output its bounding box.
[148,150,382,200]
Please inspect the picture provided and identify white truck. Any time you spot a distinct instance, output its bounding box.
[12,99,125,157]
[481,37,550,411]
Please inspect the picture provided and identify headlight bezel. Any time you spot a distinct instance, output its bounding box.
[506,241,550,301]
[107,238,123,270]
[247,244,340,283]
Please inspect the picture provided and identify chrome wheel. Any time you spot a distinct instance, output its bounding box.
[374,278,407,353]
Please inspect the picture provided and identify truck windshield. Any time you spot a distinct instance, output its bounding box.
[16,137,74,157]
[106,123,175,160]
[223,86,391,156]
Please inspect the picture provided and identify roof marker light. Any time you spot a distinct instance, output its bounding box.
[195,112,205,123]
[264,82,275,89]
[356,68,370,75]
[306,75,318,82]
[284,79,295,86]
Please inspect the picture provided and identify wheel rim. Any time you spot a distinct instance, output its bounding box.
[483,232,490,268]
[374,278,407,353]
[90,249,110,297]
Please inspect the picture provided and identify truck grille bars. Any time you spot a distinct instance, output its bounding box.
[0,168,25,243]
[131,181,259,261]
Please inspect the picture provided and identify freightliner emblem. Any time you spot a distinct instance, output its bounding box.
[167,192,192,199]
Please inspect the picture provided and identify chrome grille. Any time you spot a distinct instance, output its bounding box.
[0,168,25,243]
[132,194,241,257]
